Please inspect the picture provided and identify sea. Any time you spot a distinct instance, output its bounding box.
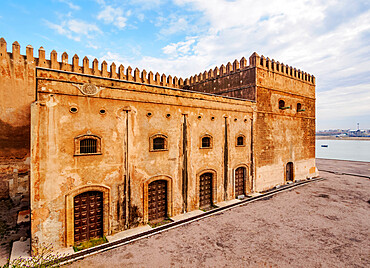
[316,139,370,162]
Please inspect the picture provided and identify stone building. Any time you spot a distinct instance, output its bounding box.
[0,38,317,253]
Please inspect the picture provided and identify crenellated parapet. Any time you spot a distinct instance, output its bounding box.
[249,52,315,84]
[186,52,315,86]
[0,38,185,89]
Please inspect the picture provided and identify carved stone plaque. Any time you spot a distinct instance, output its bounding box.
[72,83,101,96]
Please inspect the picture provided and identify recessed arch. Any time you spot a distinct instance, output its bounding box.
[74,133,102,155]
[149,134,168,151]
[196,169,217,208]
[65,184,110,247]
[200,134,213,149]
[236,134,246,147]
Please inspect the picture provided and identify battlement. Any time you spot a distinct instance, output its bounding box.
[186,52,315,86]
[0,38,185,89]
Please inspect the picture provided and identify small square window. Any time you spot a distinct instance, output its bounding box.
[150,134,168,151]
[74,134,102,156]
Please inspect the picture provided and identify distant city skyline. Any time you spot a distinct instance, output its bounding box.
[0,0,369,130]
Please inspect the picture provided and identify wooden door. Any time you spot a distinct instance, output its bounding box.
[235,167,245,197]
[199,173,213,208]
[148,180,167,222]
[74,191,103,243]
[286,162,294,181]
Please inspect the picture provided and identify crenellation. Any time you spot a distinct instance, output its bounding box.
[0,37,6,57]
[155,72,160,85]
[189,76,194,85]
[12,41,20,59]
[101,61,108,77]
[240,57,247,68]
[26,45,34,62]
[167,75,173,87]
[92,58,99,75]
[83,56,90,74]
[110,62,117,79]
[37,47,46,67]
[173,76,178,87]
[220,64,226,76]
[72,54,80,73]
[141,69,147,83]
[179,77,184,86]
[50,50,59,70]
[134,67,140,82]
[161,73,166,86]
[203,71,208,80]
[126,66,133,81]
[118,64,125,80]
[266,57,271,70]
[226,62,232,74]
[184,78,189,86]
[148,71,154,84]
[233,59,240,72]
[260,55,266,68]
[271,59,276,71]
[213,66,219,78]
[208,69,213,79]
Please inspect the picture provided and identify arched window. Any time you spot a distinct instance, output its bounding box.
[279,100,285,109]
[236,135,245,146]
[74,134,102,155]
[150,134,168,151]
[200,135,213,149]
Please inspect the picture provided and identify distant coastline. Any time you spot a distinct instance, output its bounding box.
[316,135,370,141]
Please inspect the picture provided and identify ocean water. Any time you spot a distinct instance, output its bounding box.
[316,140,370,162]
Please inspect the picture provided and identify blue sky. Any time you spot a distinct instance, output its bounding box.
[0,0,369,130]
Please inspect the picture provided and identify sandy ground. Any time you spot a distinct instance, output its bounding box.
[68,159,370,268]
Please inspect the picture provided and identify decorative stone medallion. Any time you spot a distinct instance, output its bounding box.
[72,83,101,96]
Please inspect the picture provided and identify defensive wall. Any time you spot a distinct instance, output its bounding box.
[0,38,317,253]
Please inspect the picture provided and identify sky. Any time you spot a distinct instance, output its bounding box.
[0,0,369,130]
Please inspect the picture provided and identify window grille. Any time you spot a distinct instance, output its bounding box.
[153,137,165,150]
[80,138,97,154]
[201,137,211,148]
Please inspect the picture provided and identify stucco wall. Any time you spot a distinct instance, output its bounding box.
[31,68,253,251]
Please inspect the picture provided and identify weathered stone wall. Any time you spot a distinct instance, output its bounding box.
[188,53,317,191]
[252,54,317,191]
[0,39,35,160]
[30,68,253,251]
[185,58,256,101]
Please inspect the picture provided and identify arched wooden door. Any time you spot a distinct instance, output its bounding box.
[235,167,246,198]
[286,162,294,181]
[74,191,103,243]
[148,180,167,222]
[199,173,213,208]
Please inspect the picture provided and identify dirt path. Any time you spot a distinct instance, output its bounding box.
[68,159,370,267]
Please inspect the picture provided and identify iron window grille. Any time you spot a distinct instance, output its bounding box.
[150,134,168,151]
[74,134,102,156]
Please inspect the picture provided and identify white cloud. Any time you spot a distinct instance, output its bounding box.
[45,19,101,41]
[97,5,128,29]
[163,39,196,57]
[58,0,80,10]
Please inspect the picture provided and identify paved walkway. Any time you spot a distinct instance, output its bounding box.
[68,159,370,267]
